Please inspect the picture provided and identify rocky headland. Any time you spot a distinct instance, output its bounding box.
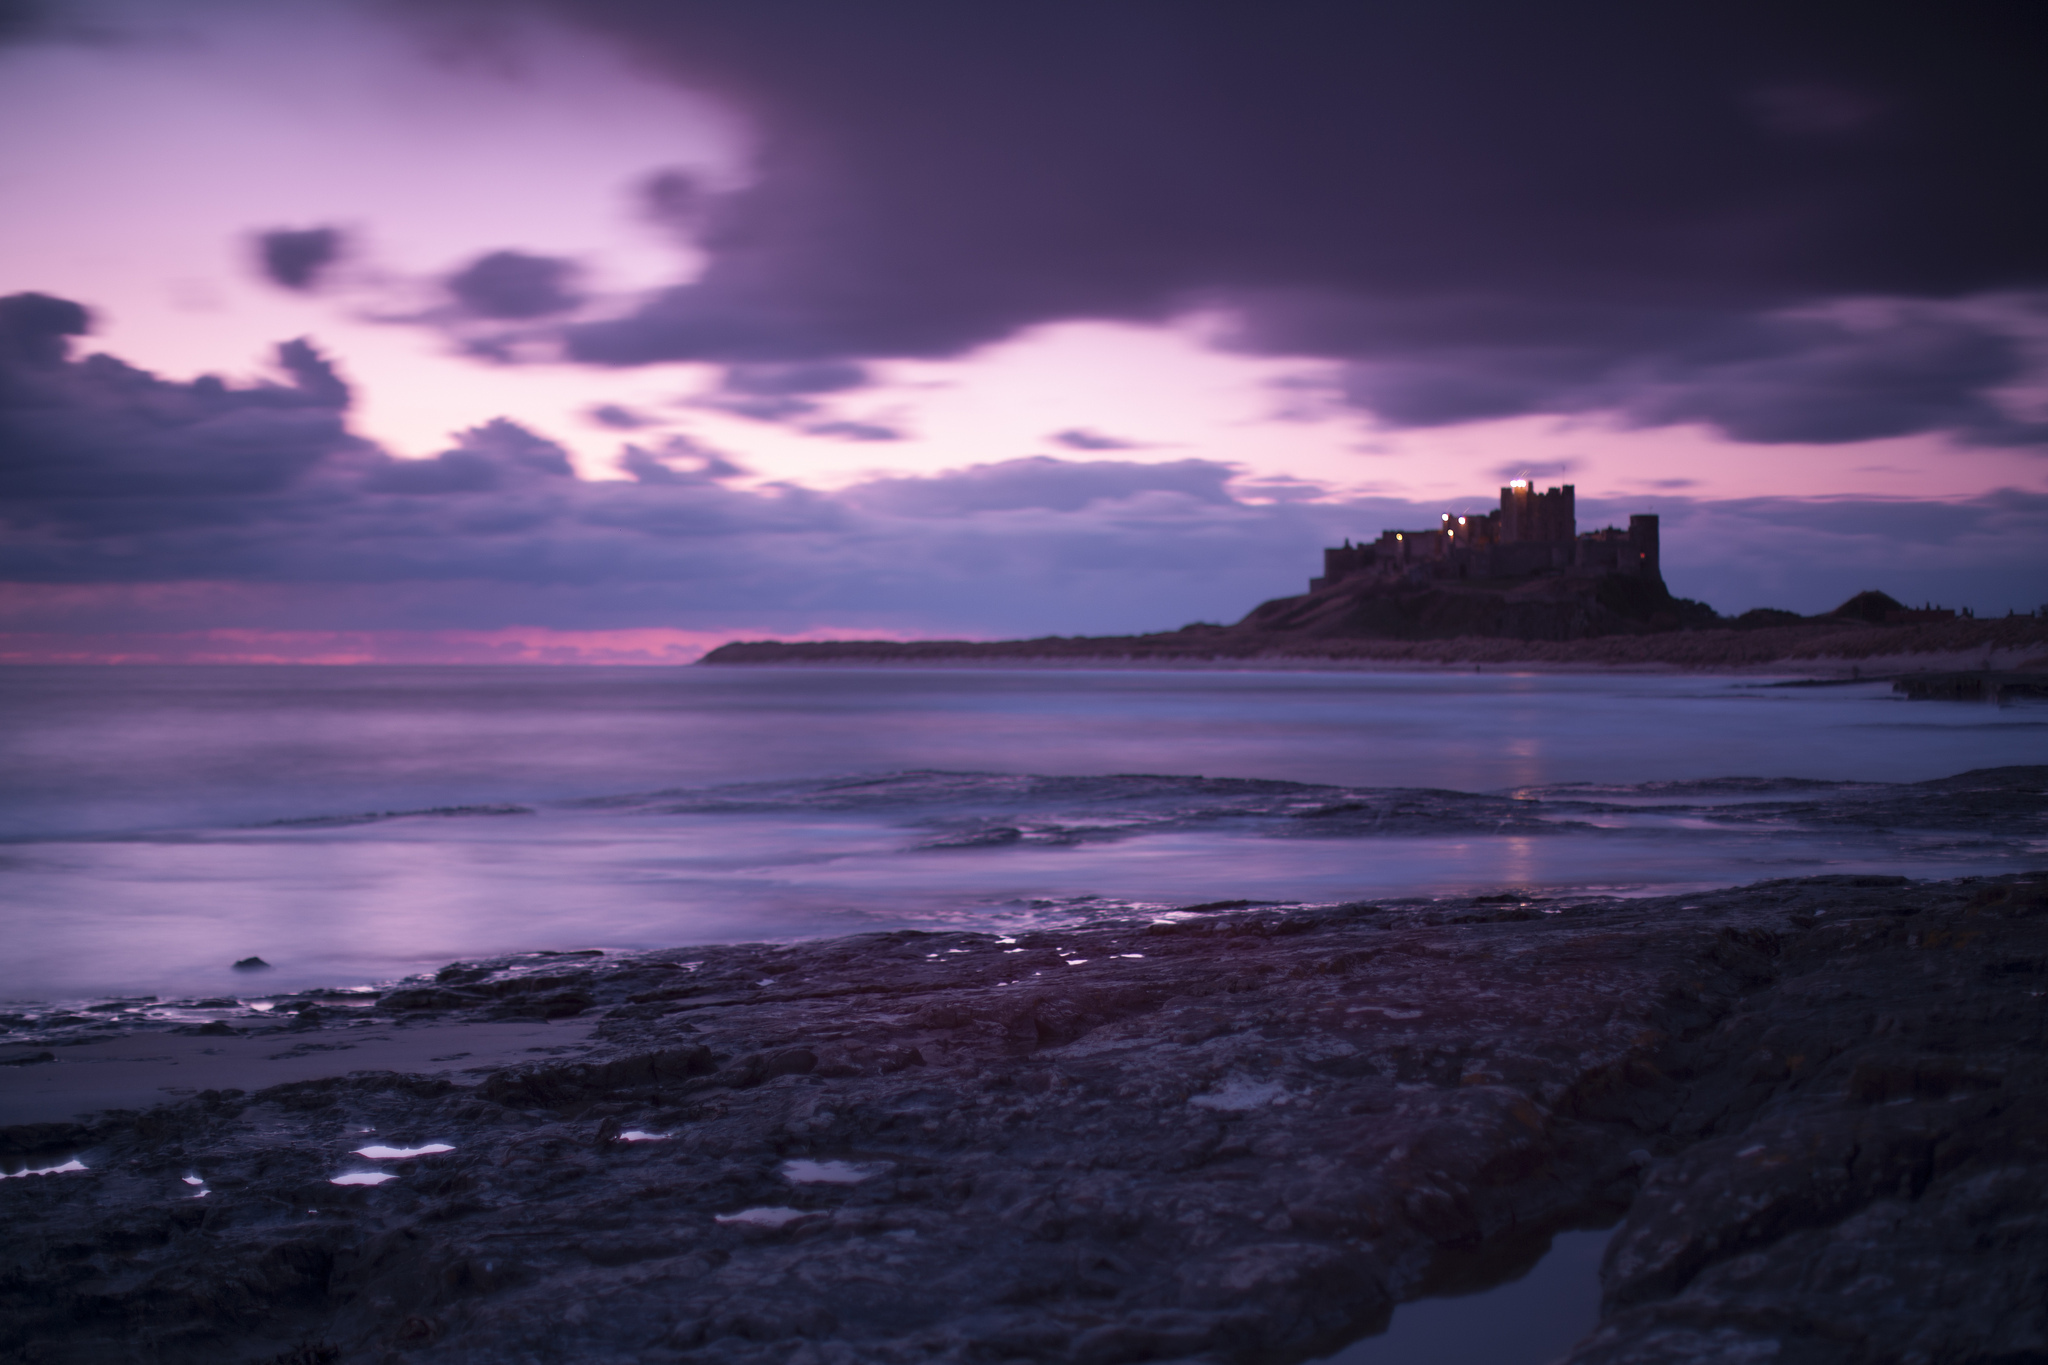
[4,859,2045,1364]
[699,596,2048,675]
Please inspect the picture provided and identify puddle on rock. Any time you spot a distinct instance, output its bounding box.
[1190,1078,1287,1111]
[616,1130,670,1142]
[781,1159,887,1184]
[329,1171,398,1186]
[353,1143,454,1159]
[714,1206,810,1228]
[1320,1227,1614,1364]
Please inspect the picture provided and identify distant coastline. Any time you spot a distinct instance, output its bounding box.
[700,615,2048,676]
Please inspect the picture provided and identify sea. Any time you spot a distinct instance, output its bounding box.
[3,663,2044,1017]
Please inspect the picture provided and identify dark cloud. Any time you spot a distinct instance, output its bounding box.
[6,314,2043,644]
[1741,82,1885,140]
[1052,429,1144,451]
[1309,301,2048,445]
[0,0,47,42]
[615,433,746,484]
[587,403,655,430]
[446,250,582,320]
[692,361,875,427]
[615,445,681,484]
[1621,311,2040,445]
[0,292,360,501]
[638,168,710,234]
[257,227,344,291]
[501,2,2048,447]
[696,391,813,423]
[722,362,869,396]
[805,419,902,442]
[361,419,574,495]
[0,291,87,368]
[1631,489,2048,616]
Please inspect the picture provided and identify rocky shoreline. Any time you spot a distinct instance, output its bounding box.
[4,872,2044,1365]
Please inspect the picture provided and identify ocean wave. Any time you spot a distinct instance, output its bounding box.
[556,766,2047,852]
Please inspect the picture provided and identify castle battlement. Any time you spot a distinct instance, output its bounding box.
[1310,482,1661,591]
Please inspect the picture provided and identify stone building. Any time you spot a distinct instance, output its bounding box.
[1309,481,1661,591]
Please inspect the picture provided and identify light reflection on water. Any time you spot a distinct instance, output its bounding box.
[1,666,2041,1005]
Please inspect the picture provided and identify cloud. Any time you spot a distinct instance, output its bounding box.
[1256,295,2048,447]
[15,7,2048,451]
[1640,489,2048,615]
[638,167,710,234]
[0,0,48,43]
[361,418,574,494]
[1619,309,2043,445]
[722,362,868,396]
[805,419,902,442]
[256,226,345,291]
[1487,460,1579,484]
[1052,428,1145,451]
[841,456,1237,518]
[0,290,86,366]
[587,402,656,430]
[0,292,360,501]
[1742,83,1884,140]
[482,2,2048,450]
[688,360,895,437]
[691,361,870,422]
[6,307,2044,651]
[446,250,583,319]
[616,432,747,483]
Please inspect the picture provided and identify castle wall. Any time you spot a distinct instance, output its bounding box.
[1488,541,1574,577]
[1309,489,1662,593]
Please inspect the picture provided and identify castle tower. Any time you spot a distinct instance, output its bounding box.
[1628,514,1661,579]
[1499,480,1575,542]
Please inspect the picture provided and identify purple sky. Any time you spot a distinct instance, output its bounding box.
[3,0,2045,662]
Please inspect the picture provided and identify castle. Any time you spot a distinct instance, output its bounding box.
[1309,481,1661,591]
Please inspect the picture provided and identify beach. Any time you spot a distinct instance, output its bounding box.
[2,664,2043,1363]
[5,871,2043,1363]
